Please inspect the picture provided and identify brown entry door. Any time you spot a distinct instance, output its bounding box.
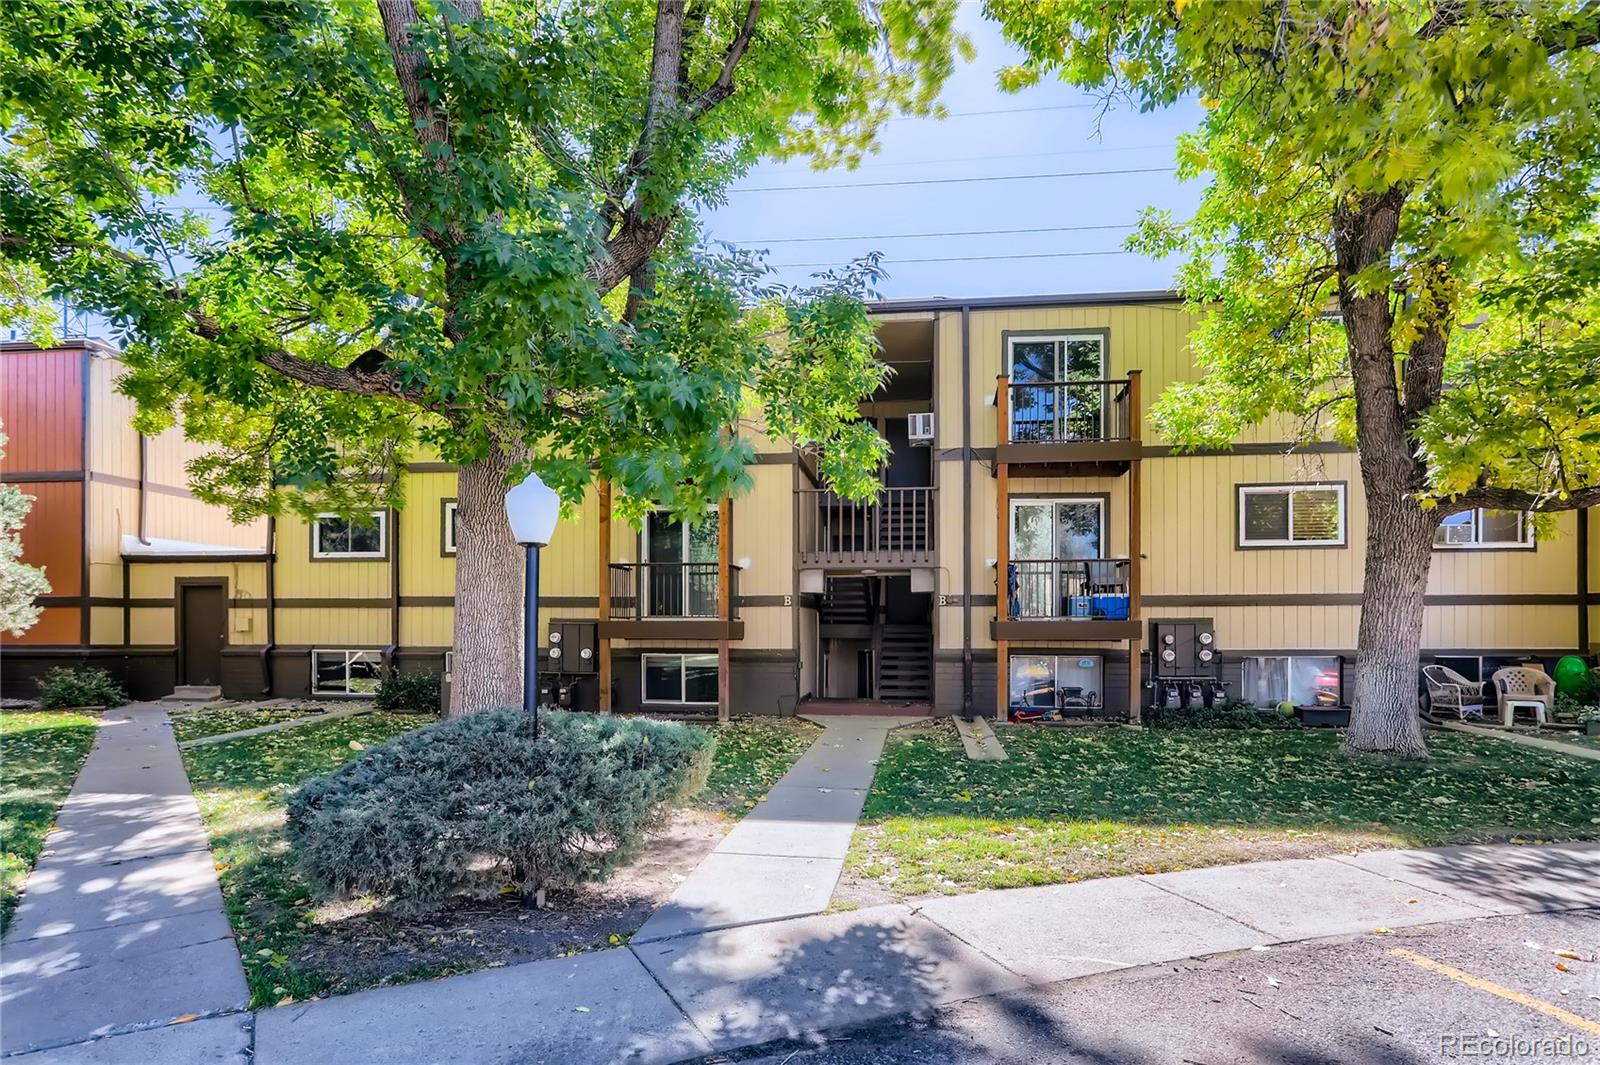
[180,584,227,686]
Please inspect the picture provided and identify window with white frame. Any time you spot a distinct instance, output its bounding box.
[1435,508,1533,549]
[313,511,387,558]
[642,653,719,704]
[442,500,458,555]
[1240,655,1342,708]
[312,649,384,695]
[1237,484,1345,547]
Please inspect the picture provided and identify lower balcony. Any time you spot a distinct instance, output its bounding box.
[602,563,744,640]
[991,557,1141,641]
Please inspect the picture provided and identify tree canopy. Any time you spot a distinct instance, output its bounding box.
[1,0,968,521]
[990,0,1600,515]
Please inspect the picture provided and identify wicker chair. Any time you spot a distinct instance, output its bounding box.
[1490,666,1555,726]
[1421,665,1487,720]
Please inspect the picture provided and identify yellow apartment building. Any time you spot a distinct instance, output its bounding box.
[3,292,1593,718]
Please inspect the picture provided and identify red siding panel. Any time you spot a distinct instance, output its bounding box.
[0,349,85,474]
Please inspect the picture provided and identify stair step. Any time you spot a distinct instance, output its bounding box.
[169,685,222,702]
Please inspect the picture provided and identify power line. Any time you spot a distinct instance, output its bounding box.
[770,249,1138,268]
[736,165,1175,193]
[884,102,1104,121]
[717,222,1137,245]
[841,141,1176,171]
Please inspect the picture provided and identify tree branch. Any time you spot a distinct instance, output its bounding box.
[1447,484,1600,516]
[686,0,762,117]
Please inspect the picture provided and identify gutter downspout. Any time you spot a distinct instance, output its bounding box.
[960,304,973,718]
[259,515,276,695]
[137,433,150,544]
[384,505,400,674]
[1579,508,1591,655]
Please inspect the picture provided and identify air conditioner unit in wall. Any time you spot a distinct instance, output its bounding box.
[907,412,934,445]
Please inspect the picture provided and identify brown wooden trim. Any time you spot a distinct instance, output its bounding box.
[995,373,1009,721]
[88,471,194,498]
[79,348,90,646]
[1143,441,1356,458]
[992,618,1142,641]
[398,596,455,607]
[0,470,84,483]
[598,478,613,713]
[121,552,272,563]
[1144,593,1581,607]
[1579,509,1591,651]
[960,305,973,715]
[995,440,1141,466]
[751,452,798,466]
[718,493,732,723]
[406,461,457,473]
[439,497,458,556]
[601,618,746,641]
[737,595,791,608]
[871,290,1182,314]
[1127,369,1143,725]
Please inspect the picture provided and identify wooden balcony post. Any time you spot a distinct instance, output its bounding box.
[597,479,612,714]
[1127,370,1143,725]
[995,375,1010,721]
[718,493,732,724]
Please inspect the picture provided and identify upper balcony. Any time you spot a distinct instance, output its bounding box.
[996,374,1142,474]
[798,486,935,568]
[602,562,744,640]
[992,557,1141,641]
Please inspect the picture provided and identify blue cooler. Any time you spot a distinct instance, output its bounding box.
[1091,594,1130,620]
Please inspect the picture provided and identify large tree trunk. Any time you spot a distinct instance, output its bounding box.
[449,445,527,715]
[1345,486,1436,758]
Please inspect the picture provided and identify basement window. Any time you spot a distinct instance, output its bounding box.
[312,649,383,696]
[642,653,719,704]
[313,512,387,559]
[1240,655,1342,708]
[442,500,458,555]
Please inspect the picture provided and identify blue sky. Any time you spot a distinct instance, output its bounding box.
[702,5,1207,301]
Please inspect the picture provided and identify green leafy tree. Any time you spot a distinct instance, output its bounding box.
[1,0,965,713]
[988,0,1600,757]
[0,426,51,637]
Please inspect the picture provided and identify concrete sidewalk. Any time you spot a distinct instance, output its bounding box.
[26,840,1590,1065]
[0,704,248,1059]
[632,715,916,943]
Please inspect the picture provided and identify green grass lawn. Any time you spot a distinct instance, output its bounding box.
[181,712,434,1006]
[1,711,99,934]
[843,724,1600,901]
[692,717,821,814]
[170,703,353,744]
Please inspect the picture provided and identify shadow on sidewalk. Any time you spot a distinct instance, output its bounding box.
[1349,842,1599,914]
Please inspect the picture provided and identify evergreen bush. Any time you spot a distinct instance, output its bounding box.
[286,708,713,912]
[38,667,127,709]
[373,669,441,712]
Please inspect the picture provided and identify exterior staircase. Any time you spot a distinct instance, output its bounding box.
[877,624,931,701]
[168,685,222,702]
[819,577,873,625]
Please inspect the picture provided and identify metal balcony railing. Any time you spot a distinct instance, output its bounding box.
[1007,378,1132,444]
[608,562,737,620]
[798,486,935,565]
[1007,558,1131,620]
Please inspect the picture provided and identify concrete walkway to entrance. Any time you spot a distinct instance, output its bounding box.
[632,715,918,943]
[0,703,249,1058]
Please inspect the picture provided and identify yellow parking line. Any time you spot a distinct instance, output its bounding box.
[1390,948,1600,1037]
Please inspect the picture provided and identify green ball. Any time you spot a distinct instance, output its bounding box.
[1553,655,1590,695]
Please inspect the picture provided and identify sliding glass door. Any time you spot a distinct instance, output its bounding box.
[644,510,719,616]
[1007,334,1106,442]
[1010,498,1104,618]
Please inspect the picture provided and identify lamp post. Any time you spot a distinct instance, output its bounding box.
[504,472,561,736]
